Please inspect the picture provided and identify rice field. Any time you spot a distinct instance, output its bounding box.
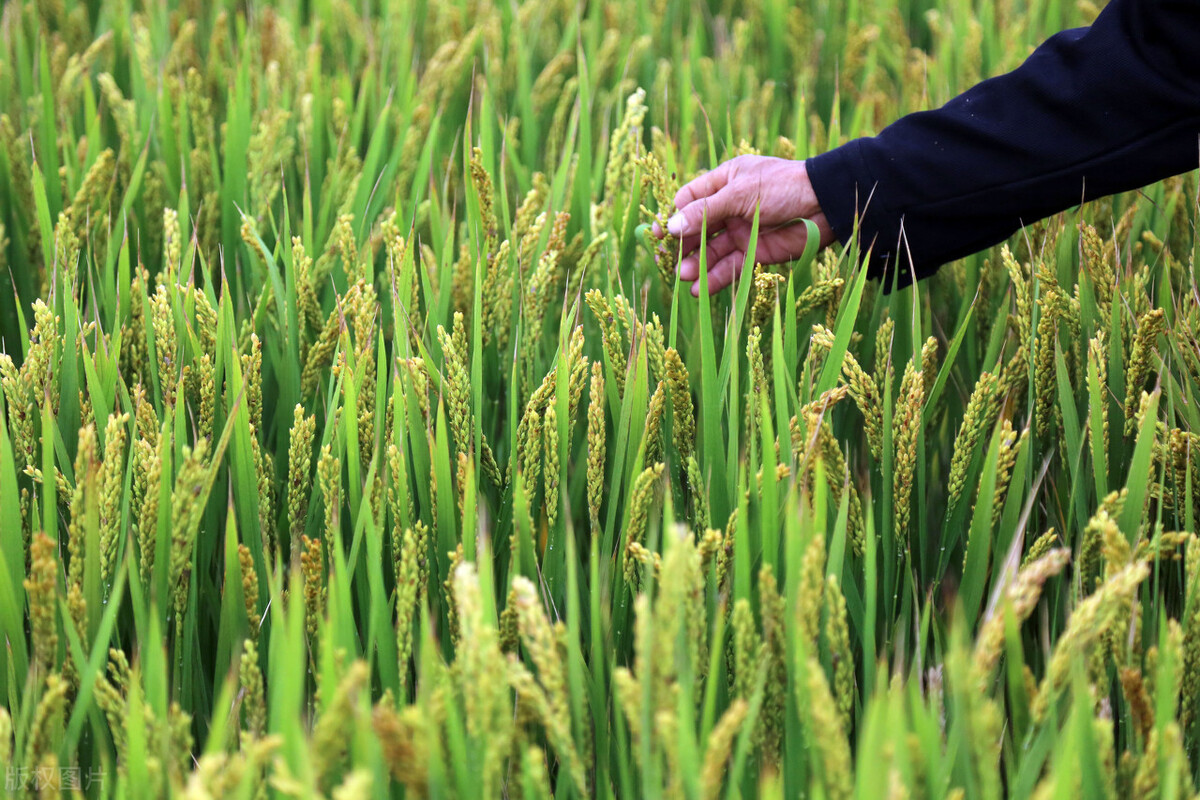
[1,0,1199,797]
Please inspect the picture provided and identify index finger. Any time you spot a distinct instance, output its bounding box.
[673,161,732,211]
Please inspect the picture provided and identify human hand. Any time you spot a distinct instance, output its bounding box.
[653,155,836,296]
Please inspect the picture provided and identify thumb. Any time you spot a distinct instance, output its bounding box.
[667,186,741,238]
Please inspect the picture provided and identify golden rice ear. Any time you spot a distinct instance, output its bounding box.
[98,410,131,584]
[587,360,607,534]
[892,358,923,542]
[947,371,1001,512]
[1123,309,1167,432]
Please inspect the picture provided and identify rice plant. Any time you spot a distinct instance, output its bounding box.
[1,0,1199,798]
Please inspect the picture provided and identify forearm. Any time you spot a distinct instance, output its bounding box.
[806,0,1200,290]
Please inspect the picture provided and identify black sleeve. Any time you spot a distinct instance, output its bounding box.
[804,0,1200,291]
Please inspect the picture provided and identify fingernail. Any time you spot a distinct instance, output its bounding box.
[667,213,685,237]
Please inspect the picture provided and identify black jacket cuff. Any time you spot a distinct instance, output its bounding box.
[806,141,920,293]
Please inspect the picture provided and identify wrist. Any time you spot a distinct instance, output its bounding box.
[795,160,838,247]
[804,147,865,250]
[812,211,837,249]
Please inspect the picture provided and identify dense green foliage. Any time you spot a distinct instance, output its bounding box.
[1,0,1200,798]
